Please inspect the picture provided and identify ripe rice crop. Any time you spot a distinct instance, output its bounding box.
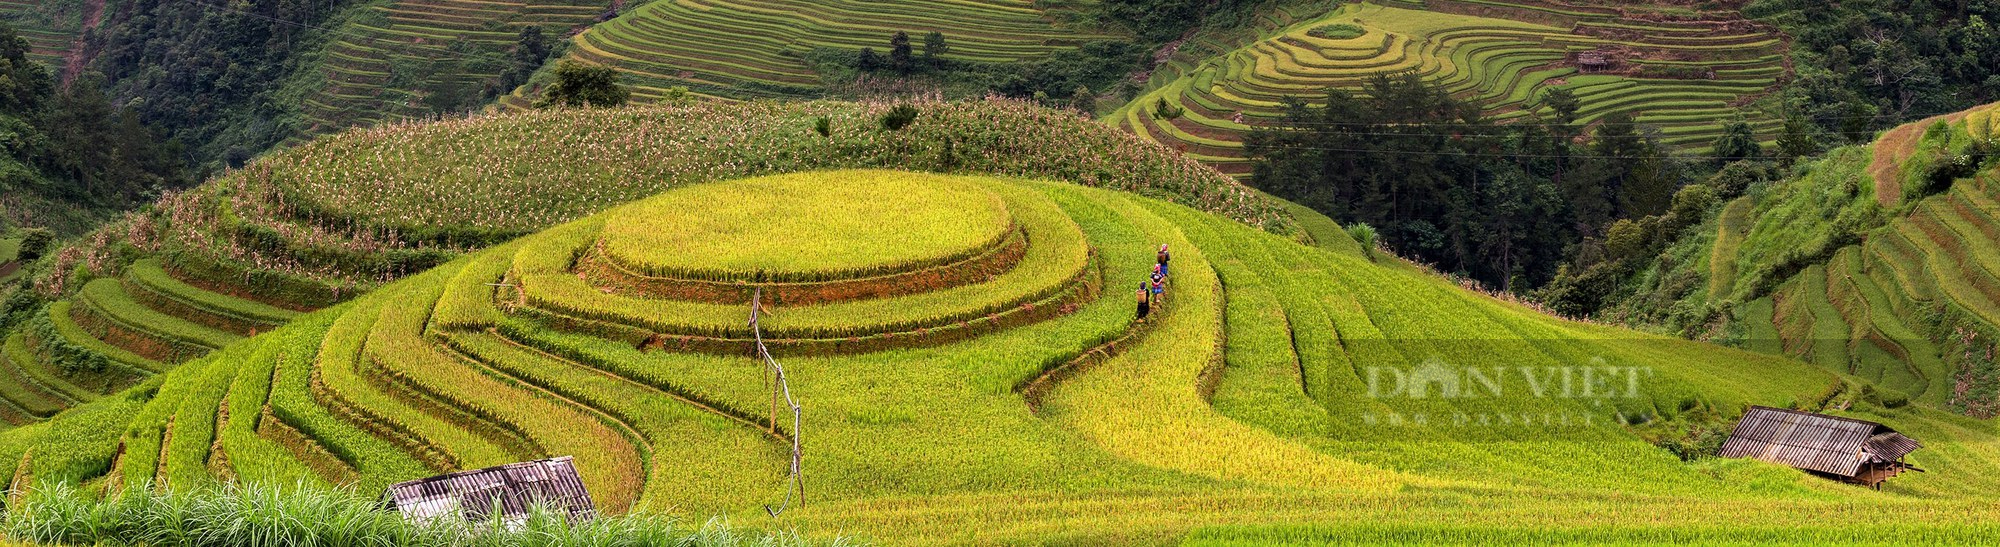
[597,169,1016,283]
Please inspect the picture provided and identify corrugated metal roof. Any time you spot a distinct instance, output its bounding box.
[1865,432,1923,462]
[1716,406,1918,477]
[384,456,595,526]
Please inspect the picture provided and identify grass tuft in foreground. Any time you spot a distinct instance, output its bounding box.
[3,483,832,547]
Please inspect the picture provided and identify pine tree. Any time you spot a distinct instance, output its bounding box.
[1775,115,1816,166]
[923,31,948,68]
[889,31,914,74]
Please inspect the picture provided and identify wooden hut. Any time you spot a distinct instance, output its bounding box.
[1576,50,1612,72]
[383,456,596,527]
[1717,406,1924,489]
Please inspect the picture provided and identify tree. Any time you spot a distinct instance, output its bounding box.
[0,22,50,117]
[889,31,914,74]
[1539,87,1580,127]
[1711,118,1763,166]
[1070,85,1096,114]
[923,31,949,68]
[533,60,630,108]
[1775,115,1817,166]
[857,47,883,72]
[1245,72,1577,290]
[1153,97,1183,120]
[496,26,553,96]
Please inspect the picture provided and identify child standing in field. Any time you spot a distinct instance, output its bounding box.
[1136,282,1151,321]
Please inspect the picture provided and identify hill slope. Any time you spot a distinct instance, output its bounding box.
[4,163,1999,543]
[1115,0,1788,175]
[1595,102,2000,415]
[0,99,1292,425]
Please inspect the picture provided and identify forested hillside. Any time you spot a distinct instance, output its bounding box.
[0,23,185,235]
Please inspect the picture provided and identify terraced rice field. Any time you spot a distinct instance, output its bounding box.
[1117,0,1788,175]
[0,99,1281,437]
[8,167,2000,543]
[1744,168,2000,408]
[527,0,1112,105]
[295,0,605,132]
[1714,108,2000,410]
[0,0,79,67]
[0,254,295,429]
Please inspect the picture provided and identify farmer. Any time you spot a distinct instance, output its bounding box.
[1151,275,1166,304]
[1136,282,1152,320]
[1157,244,1171,277]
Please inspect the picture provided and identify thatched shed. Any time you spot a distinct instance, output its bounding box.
[1576,51,1612,72]
[1717,406,1923,488]
[383,456,596,527]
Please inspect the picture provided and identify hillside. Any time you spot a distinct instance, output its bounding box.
[293,0,607,132]
[511,0,1115,104]
[4,165,2000,543]
[1592,102,2000,415]
[1116,0,1788,175]
[0,99,1291,424]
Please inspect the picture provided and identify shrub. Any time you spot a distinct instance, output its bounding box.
[1346,223,1377,260]
[812,116,831,137]
[1306,23,1365,39]
[18,227,54,261]
[1153,97,1183,120]
[879,104,920,131]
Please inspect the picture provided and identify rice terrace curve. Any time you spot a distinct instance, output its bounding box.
[1,0,1999,534]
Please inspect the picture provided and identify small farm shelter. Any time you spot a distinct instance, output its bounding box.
[1576,50,1612,72]
[1717,406,1923,489]
[383,456,596,526]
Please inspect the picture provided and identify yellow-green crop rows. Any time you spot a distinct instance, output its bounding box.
[518,0,1113,105]
[7,165,2000,543]
[6,102,1999,543]
[1116,0,1788,175]
[0,99,1283,448]
[295,0,604,132]
[1703,108,2000,412]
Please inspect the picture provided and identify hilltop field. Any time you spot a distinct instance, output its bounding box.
[0,100,1995,544]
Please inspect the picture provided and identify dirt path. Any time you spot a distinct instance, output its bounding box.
[1869,111,1972,207]
[60,0,106,87]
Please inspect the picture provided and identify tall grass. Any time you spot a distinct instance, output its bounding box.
[3,483,827,547]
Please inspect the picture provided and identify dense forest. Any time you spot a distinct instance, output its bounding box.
[0,23,186,235]
[1244,73,1706,291]
[1750,0,2000,142]
[92,0,357,169]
